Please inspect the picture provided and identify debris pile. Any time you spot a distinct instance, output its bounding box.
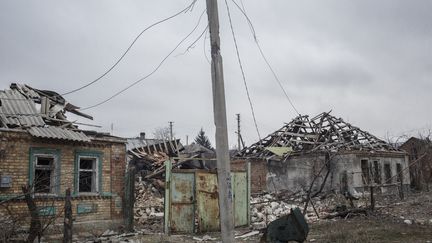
[134,181,164,231]
[250,191,370,228]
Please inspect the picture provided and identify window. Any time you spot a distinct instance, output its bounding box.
[78,157,98,193]
[373,160,381,184]
[396,163,403,183]
[361,159,370,185]
[384,164,392,183]
[29,148,60,195]
[34,156,54,193]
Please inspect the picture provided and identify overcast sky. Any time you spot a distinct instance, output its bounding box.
[1,0,431,147]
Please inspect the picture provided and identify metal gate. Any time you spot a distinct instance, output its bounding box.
[164,161,250,234]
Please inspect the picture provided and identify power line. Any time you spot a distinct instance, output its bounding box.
[61,0,198,96]
[224,0,261,140]
[79,9,207,111]
[231,0,300,116]
[175,25,209,57]
[203,27,211,64]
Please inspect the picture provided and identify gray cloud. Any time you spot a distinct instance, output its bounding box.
[0,0,431,147]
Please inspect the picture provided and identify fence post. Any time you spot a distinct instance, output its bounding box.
[370,186,375,211]
[247,161,251,226]
[63,188,72,243]
[399,180,405,200]
[164,160,172,234]
[124,166,136,232]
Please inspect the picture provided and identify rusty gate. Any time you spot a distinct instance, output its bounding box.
[164,161,250,234]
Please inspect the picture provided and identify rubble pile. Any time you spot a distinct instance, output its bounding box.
[250,191,366,228]
[134,181,164,231]
[251,194,301,229]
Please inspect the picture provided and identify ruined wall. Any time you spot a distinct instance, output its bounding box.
[267,154,326,192]
[231,158,267,193]
[0,130,126,231]
[329,153,408,191]
[264,152,409,194]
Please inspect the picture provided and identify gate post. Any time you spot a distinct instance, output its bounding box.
[247,161,251,226]
[164,160,172,234]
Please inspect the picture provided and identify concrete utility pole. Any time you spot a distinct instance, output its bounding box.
[206,0,234,242]
[169,121,174,140]
[236,114,241,151]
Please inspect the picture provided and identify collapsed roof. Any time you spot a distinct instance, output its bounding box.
[239,111,400,158]
[0,83,94,142]
[127,137,183,158]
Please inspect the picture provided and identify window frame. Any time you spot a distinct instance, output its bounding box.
[29,148,61,196]
[74,151,103,196]
[384,163,392,184]
[372,160,381,184]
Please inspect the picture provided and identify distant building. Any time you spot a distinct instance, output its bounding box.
[0,84,127,234]
[399,137,432,190]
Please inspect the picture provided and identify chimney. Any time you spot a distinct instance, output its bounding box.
[139,132,146,140]
[40,96,50,115]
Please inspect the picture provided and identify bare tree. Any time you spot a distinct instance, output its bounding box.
[152,126,173,140]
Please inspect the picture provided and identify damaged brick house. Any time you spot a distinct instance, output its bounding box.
[234,112,410,194]
[0,84,127,233]
[399,137,432,190]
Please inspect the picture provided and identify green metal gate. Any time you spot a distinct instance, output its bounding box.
[164,161,250,234]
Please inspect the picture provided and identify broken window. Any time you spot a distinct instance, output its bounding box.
[396,163,403,183]
[78,157,98,193]
[384,164,392,184]
[34,156,55,193]
[373,160,381,184]
[361,159,370,185]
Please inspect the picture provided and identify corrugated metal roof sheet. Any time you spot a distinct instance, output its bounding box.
[0,114,45,127]
[0,90,45,127]
[0,90,39,115]
[0,85,92,143]
[28,126,91,142]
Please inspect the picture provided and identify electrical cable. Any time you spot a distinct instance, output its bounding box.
[231,0,300,116]
[224,0,261,140]
[203,27,211,64]
[176,25,209,57]
[61,0,198,96]
[79,9,207,111]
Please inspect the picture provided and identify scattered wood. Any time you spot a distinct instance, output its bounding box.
[238,111,399,158]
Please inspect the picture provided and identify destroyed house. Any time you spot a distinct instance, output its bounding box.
[0,84,127,233]
[127,132,220,176]
[234,112,409,194]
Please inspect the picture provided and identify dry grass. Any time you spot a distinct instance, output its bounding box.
[308,217,432,243]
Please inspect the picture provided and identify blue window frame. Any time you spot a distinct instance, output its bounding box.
[28,148,61,195]
[74,151,103,195]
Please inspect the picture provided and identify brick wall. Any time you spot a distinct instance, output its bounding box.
[0,130,126,229]
[231,159,267,193]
